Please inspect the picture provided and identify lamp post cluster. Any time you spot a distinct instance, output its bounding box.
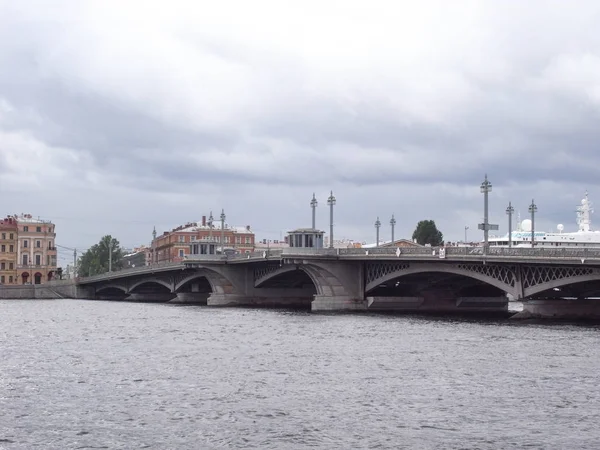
[477,175,538,250]
[372,214,397,247]
[308,191,337,248]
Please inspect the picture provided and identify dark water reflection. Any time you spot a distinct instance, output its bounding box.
[1,300,600,449]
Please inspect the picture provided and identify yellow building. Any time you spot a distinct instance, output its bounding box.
[0,216,18,285]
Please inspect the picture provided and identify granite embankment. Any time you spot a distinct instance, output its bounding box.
[0,280,83,299]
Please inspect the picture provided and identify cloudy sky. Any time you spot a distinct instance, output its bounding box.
[1,0,600,266]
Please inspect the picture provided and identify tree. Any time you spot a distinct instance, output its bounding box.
[77,235,126,276]
[412,220,444,246]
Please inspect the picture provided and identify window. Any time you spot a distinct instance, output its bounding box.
[23,226,28,232]
[1,276,4,283]
[36,226,41,232]
[23,240,28,248]
[9,263,13,270]
[245,237,251,244]
[1,245,4,252]
[179,249,184,257]
[9,233,13,239]
[179,236,185,243]
[236,236,241,244]
[191,236,196,241]
[36,255,41,266]
[22,254,28,266]
[8,276,12,283]
[9,245,13,253]
[1,263,5,270]
[1,233,5,239]
[224,236,230,243]
[36,240,41,248]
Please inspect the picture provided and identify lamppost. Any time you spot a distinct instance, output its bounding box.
[529,199,537,247]
[506,201,514,249]
[310,193,318,230]
[208,211,214,253]
[107,240,114,273]
[152,226,157,265]
[375,217,381,247]
[464,225,469,243]
[327,191,336,248]
[390,214,396,243]
[478,174,498,254]
[220,209,226,253]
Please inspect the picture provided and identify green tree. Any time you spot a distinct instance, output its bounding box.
[77,235,126,276]
[412,220,444,246]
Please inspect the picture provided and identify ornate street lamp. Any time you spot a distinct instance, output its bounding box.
[310,193,318,230]
[327,191,336,248]
[506,202,514,248]
[390,214,396,243]
[220,209,226,253]
[528,199,537,247]
[375,217,381,247]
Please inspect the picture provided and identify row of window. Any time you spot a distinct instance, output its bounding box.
[0,240,53,252]
[0,275,14,284]
[0,233,15,240]
[0,262,14,270]
[177,236,253,244]
[0,255,53,266]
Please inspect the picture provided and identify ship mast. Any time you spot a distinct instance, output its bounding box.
[577,191,593,232]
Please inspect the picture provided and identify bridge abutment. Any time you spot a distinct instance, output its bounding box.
[170,292,210,304]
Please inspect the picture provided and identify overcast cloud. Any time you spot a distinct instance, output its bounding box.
[1,0,600,266]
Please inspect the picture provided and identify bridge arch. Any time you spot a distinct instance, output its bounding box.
[95,284,128,295]
[523,268,600,298]
[129,278,173,293]
[254,265,319,291]
[365,262,517,296]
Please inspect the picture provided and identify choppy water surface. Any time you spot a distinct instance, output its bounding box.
[1,300,600,449]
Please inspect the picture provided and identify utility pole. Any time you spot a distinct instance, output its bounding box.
[478,174,498,254]
[506,202,514,249]
[327,191,336,248]
[390,214,396,243]
[108,240,113,273]
[529,199,537,247]
[375,217,381,247]
[73,248,77,279]
[220,209,226,253]
[310,193,318,230]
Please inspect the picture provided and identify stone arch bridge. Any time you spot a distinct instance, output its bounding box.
[76,247,600,317]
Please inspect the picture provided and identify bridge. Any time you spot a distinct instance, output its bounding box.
[75,246,600,319]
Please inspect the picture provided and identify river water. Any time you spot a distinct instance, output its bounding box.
[1,300,600,449]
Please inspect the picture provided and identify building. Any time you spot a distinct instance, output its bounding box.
[16,214,57,284]
[122,246,148,268]
[152,215,256,263]
[0,216,18,285]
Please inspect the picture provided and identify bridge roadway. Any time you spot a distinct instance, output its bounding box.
[76,246,600,319]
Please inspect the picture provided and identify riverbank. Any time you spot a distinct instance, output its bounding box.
[0,280,79,299]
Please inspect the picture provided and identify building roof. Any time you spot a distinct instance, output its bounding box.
[15,213,53,224]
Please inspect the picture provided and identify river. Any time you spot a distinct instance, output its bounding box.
[1,300,600,449]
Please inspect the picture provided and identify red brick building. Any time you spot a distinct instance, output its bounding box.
[151,215,255,263]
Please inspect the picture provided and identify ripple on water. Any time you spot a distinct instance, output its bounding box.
[1,300,600,449]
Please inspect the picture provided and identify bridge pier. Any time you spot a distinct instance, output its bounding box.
[170,292,210,304]
[513,299,600,320]
[127,293,176,303]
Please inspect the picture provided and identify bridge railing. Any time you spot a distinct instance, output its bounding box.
[79,261,186,283]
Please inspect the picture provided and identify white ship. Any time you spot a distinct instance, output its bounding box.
[488,192,600,248]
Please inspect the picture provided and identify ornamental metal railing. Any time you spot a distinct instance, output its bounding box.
[77,246,600,283]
